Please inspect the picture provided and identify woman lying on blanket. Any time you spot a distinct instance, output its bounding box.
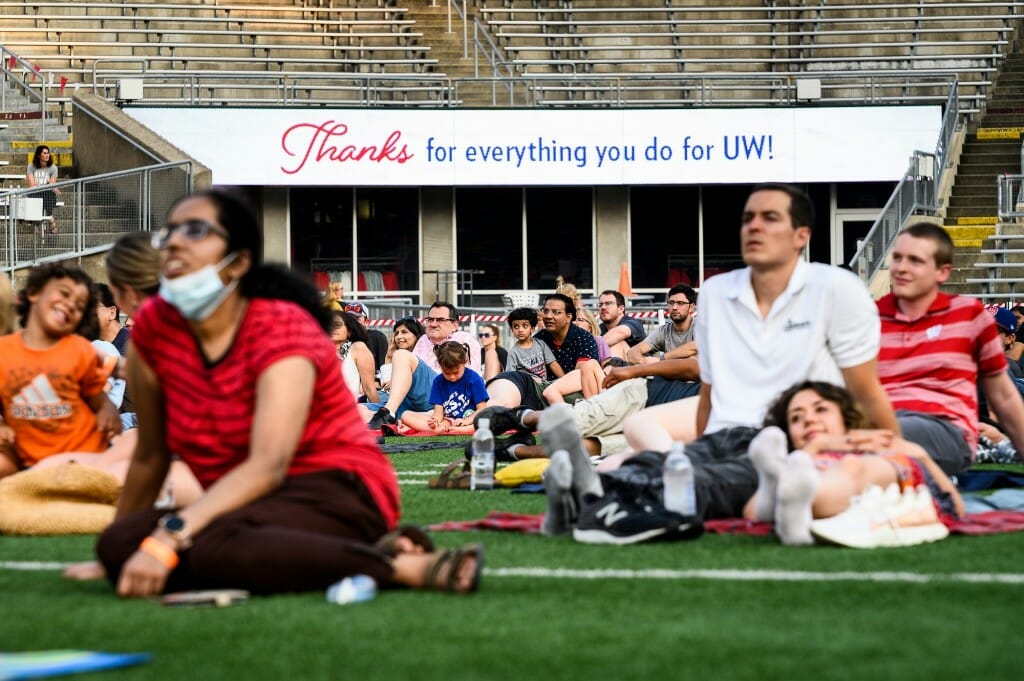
[77,189,481,597]
[746,380,964,546]
[541,381,962,548]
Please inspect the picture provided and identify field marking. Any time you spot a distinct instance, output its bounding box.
[1,561,71,570]
[486,567,1024,585]
[4,560,1023,584]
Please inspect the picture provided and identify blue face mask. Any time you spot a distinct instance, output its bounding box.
[159,253,239,321]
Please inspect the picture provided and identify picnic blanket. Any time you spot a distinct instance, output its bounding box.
[0,651,151,680]
[426,510,1024,537]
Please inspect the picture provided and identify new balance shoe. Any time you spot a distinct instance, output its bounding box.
[367,407,397,431]
[473,405,532,435]
[810,484,949,549]
[572,493,702,545]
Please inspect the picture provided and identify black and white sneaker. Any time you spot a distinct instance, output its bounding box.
[473,405,531,435]
[367,407,397,431]
[463,430,535,462]
[572,494,701,545]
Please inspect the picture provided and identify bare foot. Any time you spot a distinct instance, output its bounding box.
[64,561,106,580]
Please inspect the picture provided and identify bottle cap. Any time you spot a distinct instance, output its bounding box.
[478,417,490,430]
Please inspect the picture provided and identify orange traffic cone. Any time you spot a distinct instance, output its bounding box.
[617,262,635,298]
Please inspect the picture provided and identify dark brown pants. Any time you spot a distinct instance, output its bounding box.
[97,469,395,595]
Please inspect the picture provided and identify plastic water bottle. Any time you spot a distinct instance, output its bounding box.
[470,417,495,491]
[326,575,378,605]
[663,441,696,516]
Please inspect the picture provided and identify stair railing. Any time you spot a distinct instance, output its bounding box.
[848,80,959,282]
[0,160,192,272]
[0,46,48,142]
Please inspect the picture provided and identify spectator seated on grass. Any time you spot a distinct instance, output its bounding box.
[330,310,380,404]
[626,284,698,365]
[400,341,488,435]
[90,189,482,597]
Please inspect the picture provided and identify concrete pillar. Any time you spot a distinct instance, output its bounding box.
[593,186,630,292]
[258,187,290,266]
[420,187,454,304]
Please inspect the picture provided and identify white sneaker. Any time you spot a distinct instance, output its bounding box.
[810,484,949,549]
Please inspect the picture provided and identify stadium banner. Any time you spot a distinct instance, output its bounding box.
[128,106,940,186]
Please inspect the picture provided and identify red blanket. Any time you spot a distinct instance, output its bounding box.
[426,510,1024,536]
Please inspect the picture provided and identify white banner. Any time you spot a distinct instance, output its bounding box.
[127,106,941,186]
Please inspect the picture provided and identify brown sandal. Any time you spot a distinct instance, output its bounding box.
[424,543,484,594]
[374,524,435,557]
[427,458,472,490]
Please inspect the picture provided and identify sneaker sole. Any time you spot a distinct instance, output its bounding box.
[572,525,673,545]
[810,521,949,549]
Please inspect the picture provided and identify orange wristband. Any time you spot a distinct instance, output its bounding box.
[140,536,180,570]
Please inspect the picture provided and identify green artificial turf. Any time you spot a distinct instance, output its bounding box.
[1,439,1022,680]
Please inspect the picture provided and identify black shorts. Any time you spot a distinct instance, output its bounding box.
[487,370,548,410]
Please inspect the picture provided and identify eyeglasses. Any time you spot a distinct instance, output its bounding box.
[667,300,693,307]
[344,304,367,316]
[151,219,229,249]
[331,321,345,330]
[541,308,566,316]
[424,316,454,324]
[478,332,493,338]
[598,300,619,308]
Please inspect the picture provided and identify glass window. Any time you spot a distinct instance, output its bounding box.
[700,184,748,278]
[630,186,699,289]
[836,181,896,209]
[456,188,523,290]
[525,187,592,289]
[290,187,353,275]
[356,188,419,293]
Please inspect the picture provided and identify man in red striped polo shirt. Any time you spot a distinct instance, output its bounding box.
[878,221,1024,475]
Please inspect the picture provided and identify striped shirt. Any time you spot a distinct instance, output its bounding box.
[877,292,1006,453]
[132,296,399,528]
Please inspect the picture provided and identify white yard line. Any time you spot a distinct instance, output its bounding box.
[485,567,1024,584]
[4,560,1022,584]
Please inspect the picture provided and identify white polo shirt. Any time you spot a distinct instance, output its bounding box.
[695,259,879,433]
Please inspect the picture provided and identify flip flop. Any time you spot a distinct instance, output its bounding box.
[427,458,472,490]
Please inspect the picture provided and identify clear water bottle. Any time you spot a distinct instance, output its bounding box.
[663,441,696,516]
[470,417,495,491]
[326,575,378,605]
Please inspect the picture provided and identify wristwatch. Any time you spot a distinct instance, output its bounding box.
[158,513,192,550]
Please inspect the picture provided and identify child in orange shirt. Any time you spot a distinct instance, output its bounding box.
[0,263,122,478]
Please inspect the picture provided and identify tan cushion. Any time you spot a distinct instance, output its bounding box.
[0,462,119,535]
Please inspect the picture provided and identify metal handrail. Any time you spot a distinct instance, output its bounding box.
[847,80,958,281]
[0,160,192,272]
[0,45,48,141]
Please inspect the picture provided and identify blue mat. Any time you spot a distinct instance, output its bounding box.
[0,651,151,680]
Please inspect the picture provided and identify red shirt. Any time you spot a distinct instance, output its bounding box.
[877,291,1006,454]
[132,296,399,528]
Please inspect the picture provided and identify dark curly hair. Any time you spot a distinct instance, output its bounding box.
[763,380,870,449]
[331,310,369,345]
[16,263,99,339]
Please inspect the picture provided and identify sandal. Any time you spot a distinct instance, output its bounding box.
[427,458,472,489]
[424,543,484,594]
[374,524,435,557]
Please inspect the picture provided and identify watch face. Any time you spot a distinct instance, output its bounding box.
[162,515,185,533]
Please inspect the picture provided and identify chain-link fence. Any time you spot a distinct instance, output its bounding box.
[0,161,192,271]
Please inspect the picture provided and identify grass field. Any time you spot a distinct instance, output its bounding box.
[2,439,1023,680]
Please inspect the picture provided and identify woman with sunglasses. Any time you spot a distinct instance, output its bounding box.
[478,323,507,381]
[93,190,482,598]
[330,310,380,404]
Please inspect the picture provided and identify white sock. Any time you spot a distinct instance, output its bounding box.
[775,450,820,546]
[748,426,788,522]
[541,450,575,536]
[539,403,603,499]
